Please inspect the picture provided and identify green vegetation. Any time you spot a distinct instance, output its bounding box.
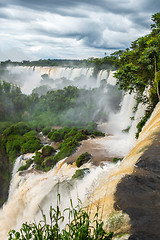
[9,199,113,240]
[12,126,104,173]
[21,139,42,154]
[0,136,10,206]
[0,122,41,163]
[0,81,121,132]
[136,111,151,138]
[113,157,123,163]
[42,145,55,157]
[26,145,56,172]
[42,126,51,135]
[18,159,33,172]
[114,12,160,133]
[47,127,102,165]
[76,152,92,167]
[34,155,56,172]
[2,55,119,70]
[48,128,88,163]
[72,168,89,179]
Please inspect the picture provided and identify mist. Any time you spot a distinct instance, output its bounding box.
[0,65,123,126]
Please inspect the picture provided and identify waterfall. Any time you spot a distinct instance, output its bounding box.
[7,66,117,94]
[0,65,147,239]
[8,153,35,200]
[0,156,115,239]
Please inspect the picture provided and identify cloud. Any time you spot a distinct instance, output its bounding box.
[0,0,160,60]
[0,47,30,61]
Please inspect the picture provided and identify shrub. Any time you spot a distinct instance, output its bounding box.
[50,131,64,142]
[41,145,55,157]
[21,139,42,154]
[18,159,33,172]
[72,168,89,179]
[33,152,43,165]
[3,122,30,137]
[64,127,78,138]
[92,131,105,137]
[23,130,38,139]
[42,126,51,135]
[136,112,150,138]
[73,131,88,141]
[76,152,92,167]
[49,127,71,142]
[113,157,123,163]
[47,129,55,138]
[5,135,26,162]
[43,156,58,168]
[53,144,76,162]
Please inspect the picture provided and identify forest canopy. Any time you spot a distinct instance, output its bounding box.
[115,12,160,109]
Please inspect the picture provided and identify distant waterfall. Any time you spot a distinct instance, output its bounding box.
[32,66,94,82]
[7,66,115,94]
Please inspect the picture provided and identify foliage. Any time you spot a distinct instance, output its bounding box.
[72,168,89,179]
[29,146,57,172]
[5,135,26,162]
[42,127,51,135]
[1,122,41,163]
[3,122,30,137]
[0,81,28,122]
[8,201,113,240]
[23,130,38,139]
[18,159,33,172]
[113,158,123,163]
[47,127,104,166]
[92,131,105,137]
[0,78,122,129]
[76,152,92,167]
[43,156,58,169]
[41,145,55,157]
[15,125,104,173]
[0,121,12,133]
[0,135,11,206]
[33,152,43,165]
[21,139,42,154]
[115,12,160,108]
[136,110,151,138]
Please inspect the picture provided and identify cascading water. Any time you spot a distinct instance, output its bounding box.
[7,66,113,94]
[0,66,147,239]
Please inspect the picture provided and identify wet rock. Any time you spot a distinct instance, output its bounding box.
[114,134,160,239]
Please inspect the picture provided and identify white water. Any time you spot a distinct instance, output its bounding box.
[0,66,147,239]
[7,66,113,94]
[0,157,116,239]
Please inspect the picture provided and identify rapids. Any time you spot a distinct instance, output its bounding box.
[0,66,147,239]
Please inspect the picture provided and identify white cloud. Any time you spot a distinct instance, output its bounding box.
[0,0,159,60]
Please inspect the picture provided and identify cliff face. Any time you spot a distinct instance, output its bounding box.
[0,145,11,207]
[87,102,160,239]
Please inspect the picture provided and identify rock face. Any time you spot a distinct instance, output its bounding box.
[88,102,160,239]
[0,147,11,207]
[115,138,160,239]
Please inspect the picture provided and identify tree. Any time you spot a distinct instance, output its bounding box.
[115,12,160,105]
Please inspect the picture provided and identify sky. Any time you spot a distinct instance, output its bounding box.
[0,0,160,61]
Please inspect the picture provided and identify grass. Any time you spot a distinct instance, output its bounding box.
[8,194,113,240]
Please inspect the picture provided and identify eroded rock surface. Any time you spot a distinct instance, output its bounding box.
[88,102,160,239]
